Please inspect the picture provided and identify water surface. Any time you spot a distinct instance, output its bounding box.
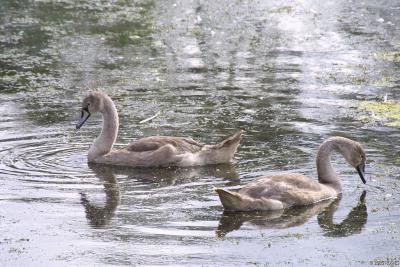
[1,0,400,266]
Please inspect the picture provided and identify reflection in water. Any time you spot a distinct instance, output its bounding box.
[90,162,239,186]
[80,164,120,228]
[216,191,367,238]
[318,191,367,237]
[81,163,239,227]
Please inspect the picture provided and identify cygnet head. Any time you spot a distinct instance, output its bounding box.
[332,137,367,184]
[76,91,108,129]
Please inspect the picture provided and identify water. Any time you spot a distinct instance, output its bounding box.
[1,0,400,265]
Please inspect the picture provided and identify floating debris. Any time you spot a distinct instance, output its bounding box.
[139,111,161,124]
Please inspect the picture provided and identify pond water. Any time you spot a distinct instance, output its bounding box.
[1,0,400,266]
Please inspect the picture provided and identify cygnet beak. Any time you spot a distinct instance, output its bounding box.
[356,161,366,184]
[76,107,91,129]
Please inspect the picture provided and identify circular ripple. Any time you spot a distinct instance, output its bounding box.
[0,131,92,183]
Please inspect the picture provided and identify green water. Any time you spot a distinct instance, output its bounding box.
[1,0,399,266]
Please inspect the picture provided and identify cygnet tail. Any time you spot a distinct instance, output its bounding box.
[214,130,243,150]
[204,130,243,163]
[214,187,245,211]
[195,130,242,165]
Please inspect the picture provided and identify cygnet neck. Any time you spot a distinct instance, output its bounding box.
[88,96,119,161]
[316,138,343,192]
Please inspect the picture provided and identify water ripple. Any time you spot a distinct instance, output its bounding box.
[0,131,91,182]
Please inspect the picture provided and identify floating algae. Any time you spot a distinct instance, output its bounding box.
[371,51,400,62]
[358,101,400,127]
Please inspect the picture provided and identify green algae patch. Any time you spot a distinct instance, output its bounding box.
[375,74,395,87]
[271,6,294,14]
[371,51,400,62]
[358,101,400,126]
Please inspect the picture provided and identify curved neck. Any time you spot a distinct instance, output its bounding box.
[316,139,341,192]
[88,97,119,160]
